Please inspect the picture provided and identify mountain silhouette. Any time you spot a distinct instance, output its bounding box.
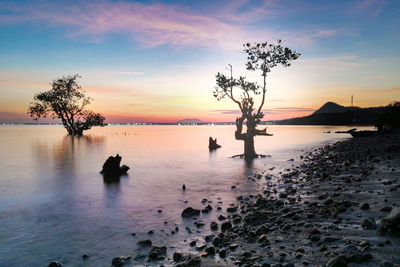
[312,102,348,115]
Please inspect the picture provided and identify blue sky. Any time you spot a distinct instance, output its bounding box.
[1,0,399,122]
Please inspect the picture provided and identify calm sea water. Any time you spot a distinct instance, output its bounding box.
[0,125,372,266]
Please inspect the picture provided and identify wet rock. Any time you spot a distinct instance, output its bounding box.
[48,262,63,267]
[181,207,200,217]
[380,206,393,212]
[360,203,370,210]
[380,261,395,267]
[324,236,340,243]
[177,256,201,267]
[210,221,218,231]
[137,239,152,246]
[326,254,347,267]
[111,256,131,267]
[205,246,215,256]
[348,252,373,263]
[202,205,212,213]
[82,254,89,259]
[309,234,320,242]
[148,246,167,260]
[379,207,400,235]
[174,253,201,267]
[221,221,232,232]
[361,218,377,230]
[227,206,237,213]
[173,252,183,262]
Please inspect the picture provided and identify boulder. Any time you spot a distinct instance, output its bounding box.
[182,207,200,217]
[379,207,400,236]
[48,262,63,267]
[111,256,131,267]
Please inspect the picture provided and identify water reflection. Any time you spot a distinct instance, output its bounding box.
[32,134,105,177]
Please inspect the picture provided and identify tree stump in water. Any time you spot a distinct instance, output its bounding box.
[209,137,221,150]
[100,154,129,182]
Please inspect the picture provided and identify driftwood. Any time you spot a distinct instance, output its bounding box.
[209,137,221,150]
[100,154,129,182]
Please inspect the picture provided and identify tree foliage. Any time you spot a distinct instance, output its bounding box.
[374,101,400,131]
[214,40,300,159]
[28,74,106,135]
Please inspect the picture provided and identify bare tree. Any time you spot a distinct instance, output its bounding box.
[214,40,300,159]
[28,74,106,135]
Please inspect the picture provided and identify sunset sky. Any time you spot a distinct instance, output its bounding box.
[1,0,399,123]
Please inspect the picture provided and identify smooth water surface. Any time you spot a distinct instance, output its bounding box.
[0,125,372,266]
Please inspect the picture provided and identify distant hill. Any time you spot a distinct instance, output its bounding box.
[274,102,382,125]
[313,102,349,115]
[177,118,204,124]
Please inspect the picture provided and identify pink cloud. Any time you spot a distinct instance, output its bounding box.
[1,1,339,49]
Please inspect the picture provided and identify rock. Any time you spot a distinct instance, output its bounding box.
[309,234,320,242]
[360,203,370,210]
[208,137,221,150]
[361,218,377,230]
[182,184,186,190]
[210,221,218,231]
[221,221,232,232]
[82,254,89,259]
[380,206,392,212]
[205,246,215,256]
[137,239,152,246]
[111,256,131,267]
[202,205,212,213]
[380,261,394,267]
[324,236,340,243]
[348,252,373,263]
[176,255,201,267]
[181,207,200,217]
[148,246,167,260]
[227,206,237,213]
[326,254,347,267]
[379,207,400,235]
[48,262,63,267]
[173,252,183,262]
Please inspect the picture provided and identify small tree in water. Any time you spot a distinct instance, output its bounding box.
[28,74,106,135]
[214,40,300,159]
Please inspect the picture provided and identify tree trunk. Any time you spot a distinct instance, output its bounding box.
[244,134,257,159]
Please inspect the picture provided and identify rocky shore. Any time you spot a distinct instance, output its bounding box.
[99,132,400,267]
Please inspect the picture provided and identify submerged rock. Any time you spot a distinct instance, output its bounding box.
[111,256,131,267]
[182,207,200,217]
[47,262,63,267]
[148,246,167,260]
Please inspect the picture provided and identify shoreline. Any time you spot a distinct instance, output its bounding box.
[157,132,400,267]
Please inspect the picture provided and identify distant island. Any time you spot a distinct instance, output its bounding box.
[176,118,205,124]
[272,101,386,126]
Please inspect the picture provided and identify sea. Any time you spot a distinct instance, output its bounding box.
[0,125,372,266]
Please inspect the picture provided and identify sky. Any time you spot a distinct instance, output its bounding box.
[0,0,399,123]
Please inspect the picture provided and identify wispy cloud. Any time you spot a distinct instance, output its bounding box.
[351,0,385,16]
[0,0,340,49]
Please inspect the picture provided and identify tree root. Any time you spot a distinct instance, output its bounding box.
[231,154,271,159]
